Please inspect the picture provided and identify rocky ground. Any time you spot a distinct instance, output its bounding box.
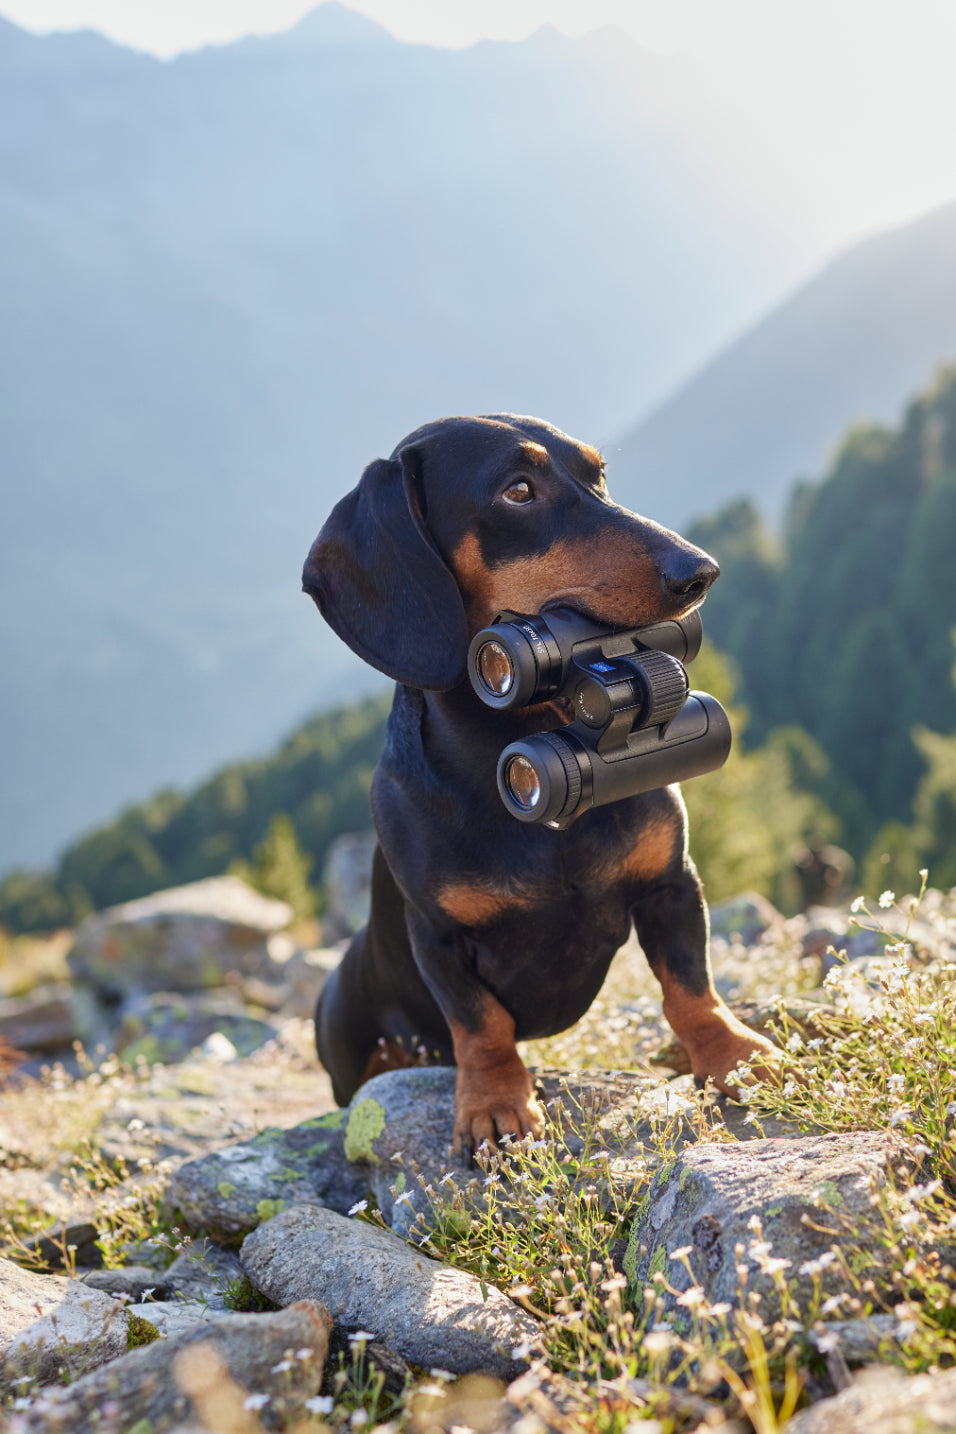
[2,870,956,1433]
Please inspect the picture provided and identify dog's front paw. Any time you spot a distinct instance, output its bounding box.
[689,1016,782,1099]
[662,993,782,1101]
[453,1059,546,1161]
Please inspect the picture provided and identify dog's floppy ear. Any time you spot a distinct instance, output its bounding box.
[302,448,469,690]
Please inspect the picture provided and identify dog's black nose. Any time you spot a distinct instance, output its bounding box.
[661,548,720,603]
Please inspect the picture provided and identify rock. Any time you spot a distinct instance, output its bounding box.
[164,1241,245,1306]
[0,1257,128,1390]
[23,1221,104,1272]
[168,1109,369,1244]
[89,1028,335,1170]
[783,1364,956,1433]
[122,1301,236,1339]
[241,1203,540,1377]
[113,991,278,1066]
[342,1066,802,1235]
[80,1265,170,1303]
[807,1314,900,1364]
[236,944,342,1019]
[8,1299,331,1434]
[623,1132,904,1322]
[709,892,782,945]
[321,831,376,939]
[67,875,293,1002]
[0,985,79,1055]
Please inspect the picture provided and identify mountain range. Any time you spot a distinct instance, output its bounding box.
[611,199,956,528]
[2,3,955,873]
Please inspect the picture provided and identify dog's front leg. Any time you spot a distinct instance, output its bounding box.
[632,865,780,1095]
[405,911,545,1159]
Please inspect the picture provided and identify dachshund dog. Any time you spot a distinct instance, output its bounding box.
[302,414,778,1157]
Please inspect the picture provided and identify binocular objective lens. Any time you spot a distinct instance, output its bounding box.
[477,641,514,696]
[505,754,541,810]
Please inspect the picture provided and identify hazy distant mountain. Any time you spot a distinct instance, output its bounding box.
[0,6,839,870]
[610,199,956,530]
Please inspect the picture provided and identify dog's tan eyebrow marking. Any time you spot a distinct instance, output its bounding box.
[516,442,550,468]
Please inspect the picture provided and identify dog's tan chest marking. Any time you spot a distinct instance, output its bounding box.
[436,879,538,926]
[597,811,682,887]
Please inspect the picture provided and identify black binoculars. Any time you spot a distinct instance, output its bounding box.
[467,607,731,828]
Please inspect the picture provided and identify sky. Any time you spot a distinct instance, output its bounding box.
[3,0,956,254]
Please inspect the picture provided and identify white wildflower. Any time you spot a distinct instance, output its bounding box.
[676,1285,706,1309]
[349,1200,368,1215]
[270,1359,292,1373]
[850,896,866,914]
[786,1032,804,1052]
[305,1396,334,1414]
[669,1245,693,1261]
[879,891,895,909]
[643,1329,675,1354]
[243,1394,270,1411]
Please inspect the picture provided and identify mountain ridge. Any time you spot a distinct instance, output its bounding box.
[610,195,956,528]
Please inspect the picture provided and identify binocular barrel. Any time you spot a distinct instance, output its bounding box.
[466,604,729,827]
[497,691,732,825]
[468,608,702,711]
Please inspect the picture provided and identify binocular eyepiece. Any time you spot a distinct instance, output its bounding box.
[467,607,731,828]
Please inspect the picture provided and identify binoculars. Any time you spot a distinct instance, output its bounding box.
[467,607,731,828]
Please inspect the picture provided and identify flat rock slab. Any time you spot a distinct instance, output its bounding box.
[123,1301,236,1339]
[784,1364,956,1433]
[9,1300,331,1434]
[343,1065,800,1233]
[241,1203,540,1377]
[67,875,293,1000]
[0,1257,128,1390]
[624,1131,903,1321]
[169,1108,368,1244]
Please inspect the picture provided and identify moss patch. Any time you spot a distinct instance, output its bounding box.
[344,1097,386,1165]
[127,1313,160,1349]
[255,1198,287,1222]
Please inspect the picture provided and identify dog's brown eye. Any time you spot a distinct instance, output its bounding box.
[503,480,534,505]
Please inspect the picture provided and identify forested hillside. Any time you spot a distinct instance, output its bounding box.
[0,695,390,933]
[689,365,956,864]
[0,650,838,934]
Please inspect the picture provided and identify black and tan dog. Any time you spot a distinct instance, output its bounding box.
[302,414,778,1157]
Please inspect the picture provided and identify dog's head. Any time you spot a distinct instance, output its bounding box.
[302,414,718,690]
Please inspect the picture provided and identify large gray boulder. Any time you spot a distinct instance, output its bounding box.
[67,876,293,1000]
[241,1203,540,1377]
[624,1132,904,1323]
[8,1300,331,1434]
[0,1257,129,1390]
[784,1364,956,1433]
[168,1109,368,1244]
